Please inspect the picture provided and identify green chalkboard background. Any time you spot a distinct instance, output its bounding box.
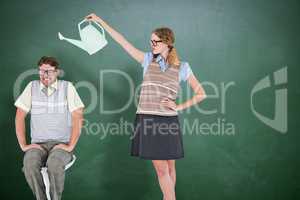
[0,0,299,199]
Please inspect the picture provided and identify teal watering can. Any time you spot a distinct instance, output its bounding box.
[58,19,107,55]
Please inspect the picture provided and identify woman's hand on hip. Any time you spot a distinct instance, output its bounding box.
[161,98,177,111]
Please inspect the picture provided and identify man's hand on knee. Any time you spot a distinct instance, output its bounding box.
[21,143,43,152]
[53,143,73,152]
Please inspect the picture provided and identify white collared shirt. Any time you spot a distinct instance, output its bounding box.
[14,79,85,113]
[40,79,58,96]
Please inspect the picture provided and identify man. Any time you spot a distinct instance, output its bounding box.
[15,56,84,200]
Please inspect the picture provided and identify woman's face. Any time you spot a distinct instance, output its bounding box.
[150,33,169,55]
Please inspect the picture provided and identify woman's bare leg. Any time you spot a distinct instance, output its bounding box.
[152,160,176,200]
[167,160,176,186]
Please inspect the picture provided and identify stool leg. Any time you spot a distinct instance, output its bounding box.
[41,168,51,200]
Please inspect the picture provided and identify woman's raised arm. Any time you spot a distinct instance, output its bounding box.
[86,13,145,63]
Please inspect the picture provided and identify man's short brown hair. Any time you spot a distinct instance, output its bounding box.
[38,56,59,69]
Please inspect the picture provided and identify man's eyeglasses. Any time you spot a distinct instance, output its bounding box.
[39,69,56,75]
[150,39,163,46]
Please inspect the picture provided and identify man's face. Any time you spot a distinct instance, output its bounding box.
[39,64,59,86]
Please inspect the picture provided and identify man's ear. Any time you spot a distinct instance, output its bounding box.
[56,69,61,76]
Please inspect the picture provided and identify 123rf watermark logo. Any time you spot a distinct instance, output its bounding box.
[82,117,236,140]
[12,65,288,138]
[13,67,237,137]
[251,67,288,134]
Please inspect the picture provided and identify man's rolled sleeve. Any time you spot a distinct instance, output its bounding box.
[67,82,85,112]
[14,82,32,113]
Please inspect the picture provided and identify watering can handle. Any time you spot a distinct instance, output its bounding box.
[78,19,88,31]
[78,19,106,39]
[92,21,106,39]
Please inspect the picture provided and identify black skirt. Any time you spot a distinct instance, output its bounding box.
[130,114,184,160]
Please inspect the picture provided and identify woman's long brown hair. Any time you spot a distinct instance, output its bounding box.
[153,27,180,68]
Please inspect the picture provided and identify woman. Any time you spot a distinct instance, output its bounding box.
[86,13,206,200]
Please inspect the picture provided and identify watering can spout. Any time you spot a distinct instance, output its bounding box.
[58,32,86,51]
[58,32,64,40]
